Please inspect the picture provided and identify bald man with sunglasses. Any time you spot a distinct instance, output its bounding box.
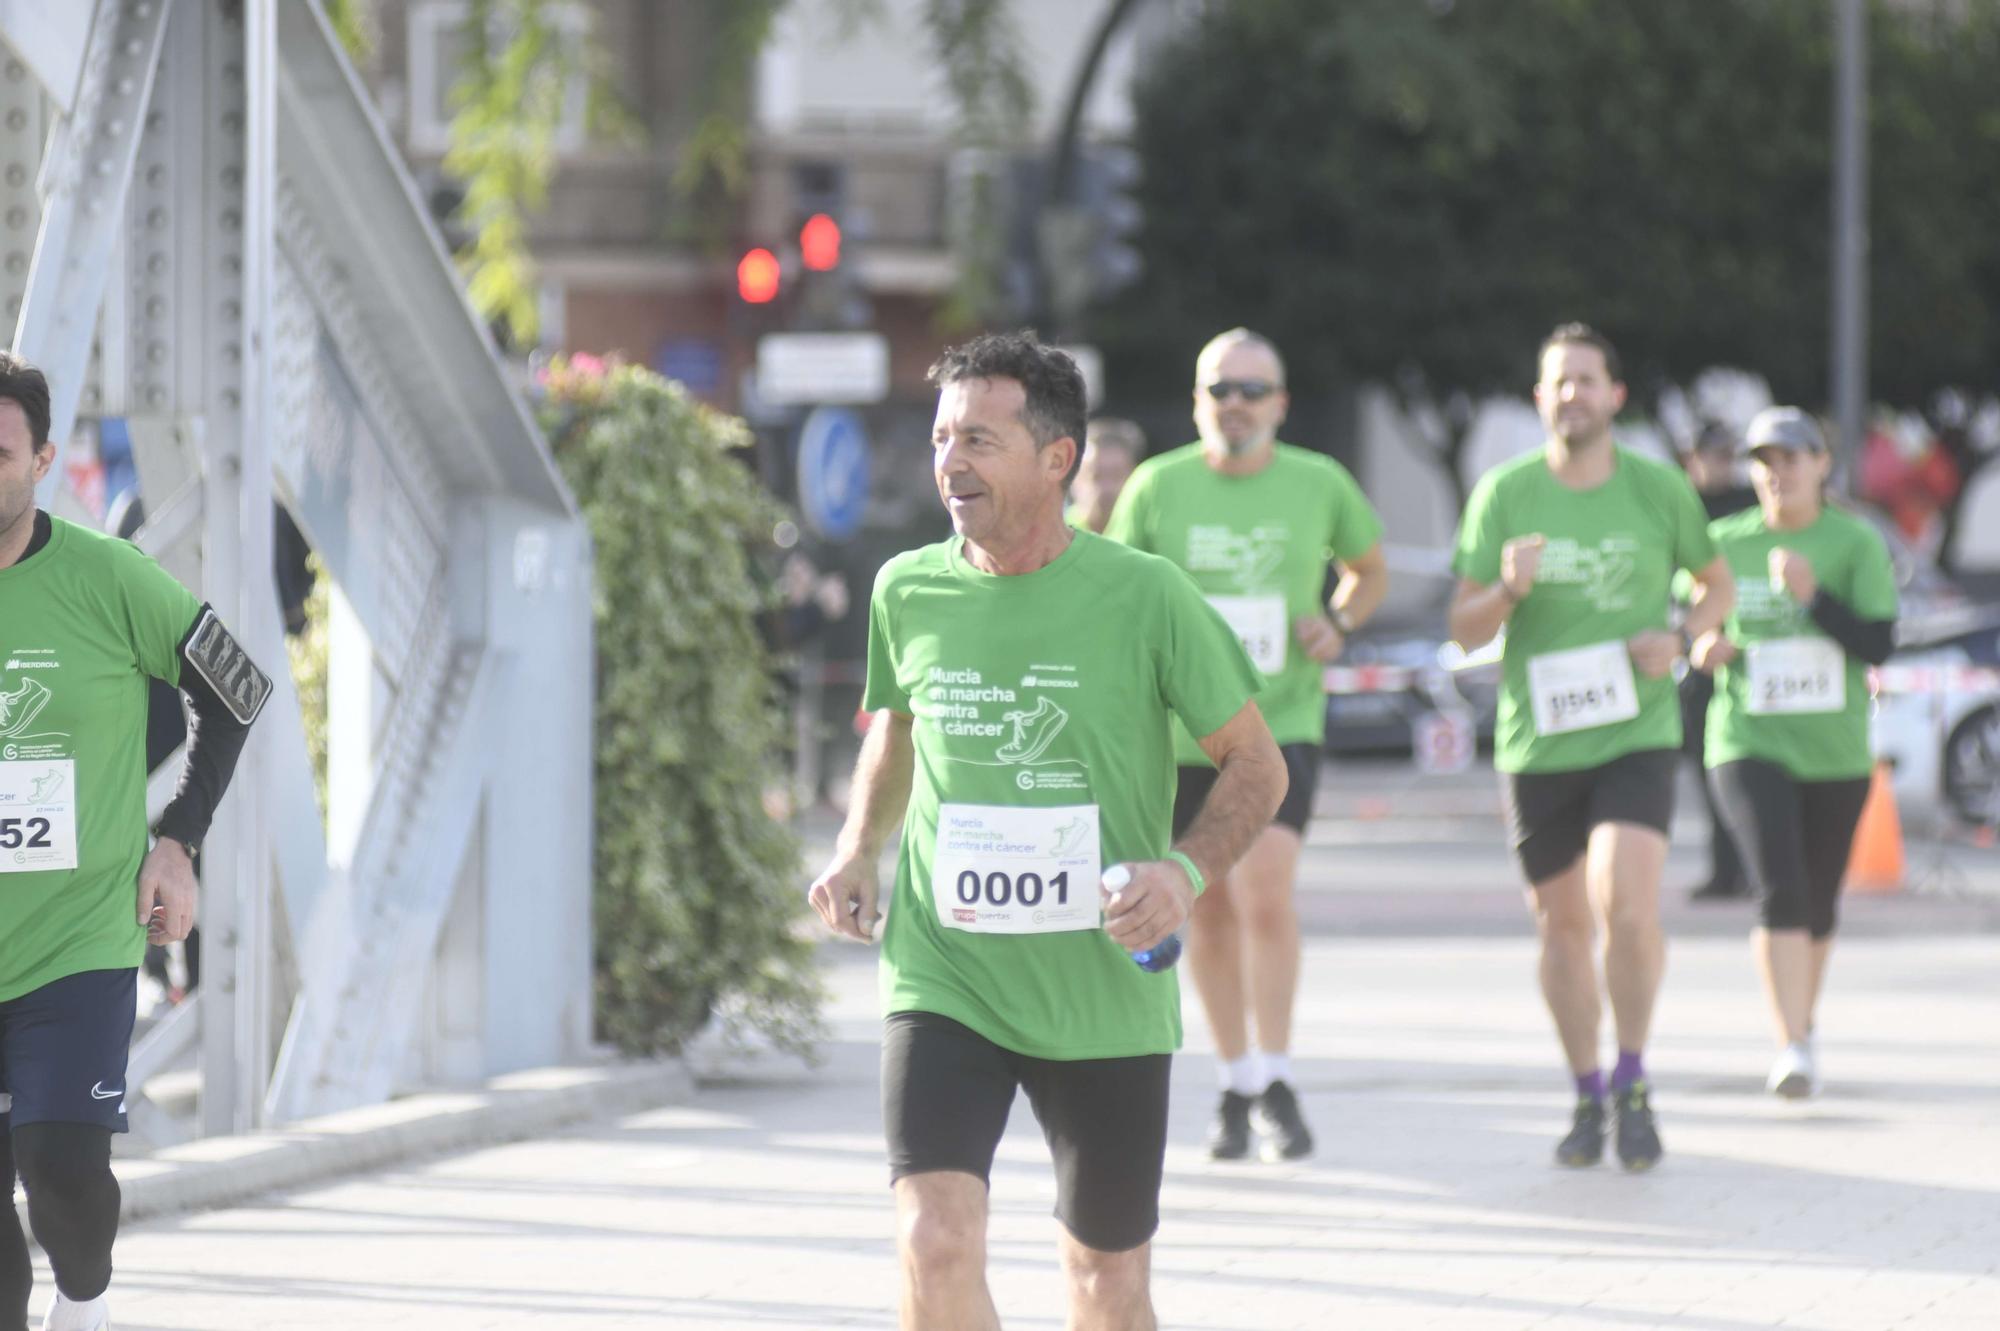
[1105,328,1388,1162]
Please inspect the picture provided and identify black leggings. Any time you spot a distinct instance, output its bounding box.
[0,1120,121,1329]
[1709,759,1871,939]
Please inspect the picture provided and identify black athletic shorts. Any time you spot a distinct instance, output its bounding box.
[0,968,136,1132]
[1500,748,1678,885]
[1172,741,1318,839]
[882,1010,1171,1253]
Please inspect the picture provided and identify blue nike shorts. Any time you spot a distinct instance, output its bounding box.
[0,968,136,1132]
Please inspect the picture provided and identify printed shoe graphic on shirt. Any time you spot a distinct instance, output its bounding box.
[1051,815,1091,855]
[28,769,63,803]
[0,678,52,739]
[996,696,1068,765]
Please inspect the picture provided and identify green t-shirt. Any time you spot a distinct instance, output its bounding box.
[1451,447,1717,774]
[0,518,202,1002]
[864,530,1261,1060]
[1103,442,1382,762]
[1704,506,1897,780]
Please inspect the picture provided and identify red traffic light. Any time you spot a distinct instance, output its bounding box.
[799,212,842,272]
[737,247,781,303]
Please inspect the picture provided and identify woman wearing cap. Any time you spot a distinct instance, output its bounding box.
[1687,407,1898,1098]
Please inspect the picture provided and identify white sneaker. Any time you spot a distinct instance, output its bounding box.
[1766,1042,1816,1099]
[42,1292,110,1331]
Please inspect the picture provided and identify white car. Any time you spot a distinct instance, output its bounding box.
[1872,608,2000,830]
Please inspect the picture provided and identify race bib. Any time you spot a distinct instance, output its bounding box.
[1527,641,1641,736]
[1207,594,1288,673]
[932,802,1101,935]
[1746,636,1845,715]
[0,759,78,872]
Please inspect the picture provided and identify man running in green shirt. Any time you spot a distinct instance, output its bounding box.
[1448,325,1734,1172]
[1689,407,1897,1099]
[1105,328,1387,1162]
[808,332,1287,1330]
[0,352,268,1331]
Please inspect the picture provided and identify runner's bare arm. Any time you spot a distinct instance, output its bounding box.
[807,709,914,941]
[1329,541,1389,631]
[1179,701,1287,890]
[1448,578,1515,653]
[1680,555,1736,642]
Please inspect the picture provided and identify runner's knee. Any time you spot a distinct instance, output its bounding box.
[10,1121,114,1200]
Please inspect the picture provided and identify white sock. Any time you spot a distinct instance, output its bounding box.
[1259,1050,1292,1089]
[44,1292,109,1331]
[1218,1053,1261,1096]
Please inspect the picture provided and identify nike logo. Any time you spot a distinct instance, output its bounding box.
[89,1082,122,1100]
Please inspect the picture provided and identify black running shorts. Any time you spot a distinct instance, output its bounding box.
[1172,741,1319,839]
[0,968,136,1132]
[1500,748,1678,885]
[881,1010,1171,1253]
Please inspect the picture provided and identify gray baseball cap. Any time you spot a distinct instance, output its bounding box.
[1744,406,1826,454]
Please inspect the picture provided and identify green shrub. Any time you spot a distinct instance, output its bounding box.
[539,355,824,1058]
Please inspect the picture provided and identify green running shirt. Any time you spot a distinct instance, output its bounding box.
[0,518,202,1001]
[1452,447,1717,774]
[1703,506,1897,781]
[864,531,1260,1059]
[1104,443,1382,763]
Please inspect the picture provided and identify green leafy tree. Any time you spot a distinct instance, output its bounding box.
[539,356,824,1057]
[1106,0,2000,479]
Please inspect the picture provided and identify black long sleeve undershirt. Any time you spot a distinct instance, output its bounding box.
[153,609,258,853]
[1807,587,1896,667]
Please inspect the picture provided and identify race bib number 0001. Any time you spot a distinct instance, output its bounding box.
[0,759,78,873]
[1746,637,1845,715]
[1207,594,1288,674]
[1527,641,1641,736]
[932,802,1101,935]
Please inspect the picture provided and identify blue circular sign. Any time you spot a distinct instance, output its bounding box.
[798,407,871,541]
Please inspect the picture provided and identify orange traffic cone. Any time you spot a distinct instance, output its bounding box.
[1844,761,1905,894]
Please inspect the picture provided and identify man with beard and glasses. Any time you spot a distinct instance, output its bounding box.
[1106,327,1387,1163]
[1448,324,1734,1173]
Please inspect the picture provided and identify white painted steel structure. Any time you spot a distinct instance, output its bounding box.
[2,1,594,1137]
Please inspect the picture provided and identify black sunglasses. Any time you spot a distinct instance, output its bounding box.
[1203,379,1279,403]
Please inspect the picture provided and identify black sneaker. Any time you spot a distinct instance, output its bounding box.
[1613,1081,1664,1172]
[1689,877,1751,903]
[1254,1079,1314,1160]
[1554,1096,1606,1167]
[1207,1090,1254,1161]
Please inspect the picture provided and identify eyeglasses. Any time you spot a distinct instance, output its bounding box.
[1203,379,1279,403]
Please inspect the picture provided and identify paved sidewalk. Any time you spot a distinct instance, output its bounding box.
[51,907,2000,1328]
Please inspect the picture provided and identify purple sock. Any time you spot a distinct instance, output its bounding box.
[1575,1069,1605,1102]
[1611,1050,1645,1091]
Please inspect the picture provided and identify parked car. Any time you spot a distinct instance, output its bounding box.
[1874,609,2000,829]
[1321,631,1499,757]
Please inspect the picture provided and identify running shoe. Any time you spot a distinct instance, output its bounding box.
[1554,1096,1606,1167]
[1766,1042,1816,1099]
[996,696,1066,764]
[0,677,51,738]
[1255,1079,1315,1161]
[42,1291,110,1331]
[1613,1081,1664,1172]
[1207,1089,1254,1161]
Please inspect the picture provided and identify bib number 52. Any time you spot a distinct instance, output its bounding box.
[956,869,1070,909]
[0,817,53,850]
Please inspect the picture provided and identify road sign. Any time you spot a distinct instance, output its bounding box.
[756,332,889,406]
[797,407,871,541]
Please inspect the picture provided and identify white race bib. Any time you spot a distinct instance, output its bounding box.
[0,759,78,872]
[1746,636,1845,715]
[1207,594,1288,673]
[932,802,1101,935]
[1527,641,1641,736]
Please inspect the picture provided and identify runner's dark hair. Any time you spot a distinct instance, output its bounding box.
[1538,322,1624,385]
[928,331,1087,486]
[0,351,51,451]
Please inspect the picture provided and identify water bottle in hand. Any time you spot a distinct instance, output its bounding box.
[1101,863,1184,972]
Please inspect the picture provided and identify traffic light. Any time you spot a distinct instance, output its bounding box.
[737,247,782,304]
[799,213,842,272]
